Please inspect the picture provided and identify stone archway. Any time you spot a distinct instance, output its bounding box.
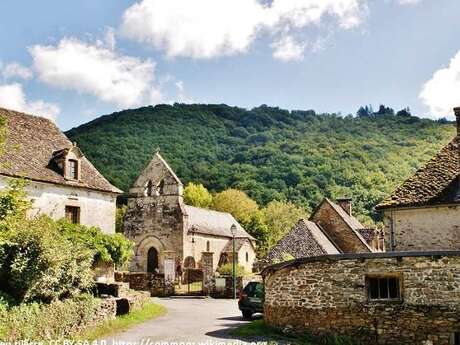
[135,235,166,273]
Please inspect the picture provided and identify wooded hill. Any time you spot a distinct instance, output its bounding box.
[66,104,455,223]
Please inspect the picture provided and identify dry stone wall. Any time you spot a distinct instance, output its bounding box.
[264,252,460,345]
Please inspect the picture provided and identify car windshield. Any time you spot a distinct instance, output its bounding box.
[244,282,264,298]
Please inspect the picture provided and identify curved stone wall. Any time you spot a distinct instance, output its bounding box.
[263,252,460,345]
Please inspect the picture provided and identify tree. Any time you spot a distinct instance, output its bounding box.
[396,107,411,117]
[245,211,270,257]
[0,179,133,303]
[184,182,213,208]
[376,104,394,115]
[357,106,372,117]
[212,189,258,224]
[262,200,307,248]
[0,179,31,221]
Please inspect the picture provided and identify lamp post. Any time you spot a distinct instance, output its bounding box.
[230,223,237,299]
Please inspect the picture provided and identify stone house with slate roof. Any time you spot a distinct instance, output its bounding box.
[123,152,256,274]
[263,198,384,264]
[376,107,460,251]
[0,108,122,233]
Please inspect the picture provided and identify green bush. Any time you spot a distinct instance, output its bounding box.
[57,221,134,267]
[0,216,94,303]
[0,294,101,341]
[0,178,134,302]
[217,263,247,277]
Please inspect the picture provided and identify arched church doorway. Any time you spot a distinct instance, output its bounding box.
[147,247,159,273]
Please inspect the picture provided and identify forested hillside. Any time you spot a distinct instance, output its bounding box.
[66,104,455,223]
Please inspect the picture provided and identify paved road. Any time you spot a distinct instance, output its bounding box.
[103,297,261,345]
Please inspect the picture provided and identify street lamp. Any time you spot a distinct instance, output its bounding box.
[230,223,237,299]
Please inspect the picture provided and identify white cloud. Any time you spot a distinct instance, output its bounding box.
[271,36,306,62]
[120,0,368,60]
[0,83,60,121]
[2,62,33,80]
[397,0,422,5]
[174,80,194,103]
[29,37,163,107]
[419,51,460,118]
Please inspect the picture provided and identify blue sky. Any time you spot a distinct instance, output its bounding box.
[0,0,459,130]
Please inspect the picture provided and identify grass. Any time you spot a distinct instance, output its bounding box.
[76,302,166,340]
[231,320,357,345]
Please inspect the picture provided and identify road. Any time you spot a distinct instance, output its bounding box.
[102,297,261,345]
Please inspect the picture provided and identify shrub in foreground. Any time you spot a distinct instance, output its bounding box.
[0,215,95,303]
[0,294,102,341]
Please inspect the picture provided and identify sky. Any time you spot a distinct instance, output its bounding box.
[0,0,459,130]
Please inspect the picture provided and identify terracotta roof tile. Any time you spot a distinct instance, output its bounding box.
[0,108,122,194]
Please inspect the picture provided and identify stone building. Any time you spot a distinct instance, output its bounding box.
[123,152,256,275]
[263,198,383,264]
[0,108,121,233]
[262,251,460,345]
[376,107,460,251]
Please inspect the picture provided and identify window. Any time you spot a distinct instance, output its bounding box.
[366,275,401,301]
[65,206,80,224]
[145,180,154,196]
[206,241,210,252]
[68,159,78,180]
[157,179,165,195]
[246,252,249,262]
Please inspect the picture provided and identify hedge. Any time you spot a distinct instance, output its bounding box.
[0,294,115,341]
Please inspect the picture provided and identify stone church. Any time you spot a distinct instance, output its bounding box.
[123,152,256,277]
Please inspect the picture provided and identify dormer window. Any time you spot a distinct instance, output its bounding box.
[52,144,83,181]
[68,159,79,180]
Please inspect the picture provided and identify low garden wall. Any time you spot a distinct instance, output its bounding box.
[262,251,460,345]
[115,271,174,296]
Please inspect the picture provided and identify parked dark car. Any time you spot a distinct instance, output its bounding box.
[238,281,264,319]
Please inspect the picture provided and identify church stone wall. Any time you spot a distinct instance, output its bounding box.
[264,253,460,345]
[383,206,460,251]
[123,154,185,273]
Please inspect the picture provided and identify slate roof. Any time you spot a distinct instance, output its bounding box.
[184,205,255,240]
[376,137,459,209]
[0,108,122,194]
[264,219,340,263]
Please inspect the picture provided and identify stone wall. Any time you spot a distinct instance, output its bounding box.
[263,252,460,345]
[115,271,174,296]
[383,206,460,251]
[123,153,185,273]
[310,200,369,253]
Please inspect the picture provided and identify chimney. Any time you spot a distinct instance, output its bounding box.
[454,107,460,136]
[337,197,352,216]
